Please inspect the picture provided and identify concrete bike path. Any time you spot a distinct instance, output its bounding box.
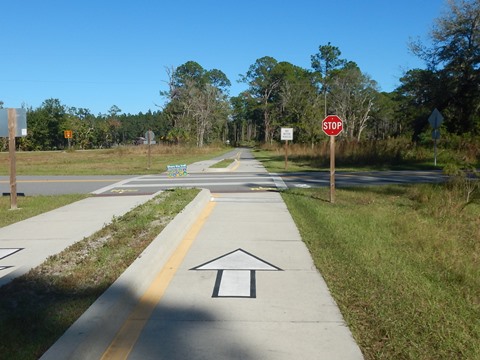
[0,195,155,288]
[43,193,363,359]
[123,191,364,359]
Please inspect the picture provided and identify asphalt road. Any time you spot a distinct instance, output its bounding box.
[0,175,132,196]
[0,169,446,196]
[280,169,446,188]
[0,147,447,196]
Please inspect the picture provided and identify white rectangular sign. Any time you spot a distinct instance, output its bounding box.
[281,127,293,141]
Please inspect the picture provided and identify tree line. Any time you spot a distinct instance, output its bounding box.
[1,0,478,151]
[1,100,165,151]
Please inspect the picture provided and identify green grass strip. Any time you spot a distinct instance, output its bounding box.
[0,194,88,228]
[282,185,480,359]
[210,159,235,168]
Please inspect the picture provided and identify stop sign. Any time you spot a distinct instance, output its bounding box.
[322,115,343,136]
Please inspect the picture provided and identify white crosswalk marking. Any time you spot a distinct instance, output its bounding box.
[95,173,282,195]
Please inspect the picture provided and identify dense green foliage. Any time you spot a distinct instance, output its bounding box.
[1,0,478,154]
[1,100,166,151]
[0,194,87,228]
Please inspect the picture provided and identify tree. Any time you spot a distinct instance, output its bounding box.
[25,99,68,150]
[311,42,347,117]
[173,61,207,89]
[273,62,323,146]
[409,0,480,134]
[108,105,122,118]
[328,62,379,140]
[105,105,122,145]
[207,68,231,93]
[368,92,401,140]
[240,56,281,143]
[230,92,260,144]
[161,61,231,146]
[396,69,450,139]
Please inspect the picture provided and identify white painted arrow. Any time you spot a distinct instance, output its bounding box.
[191,249,282,298]
[0,248,22,260]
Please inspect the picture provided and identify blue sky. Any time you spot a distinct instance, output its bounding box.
[1,0,447,115]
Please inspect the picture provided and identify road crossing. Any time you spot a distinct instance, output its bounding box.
[93,172,288,195]
[91,169,446,196]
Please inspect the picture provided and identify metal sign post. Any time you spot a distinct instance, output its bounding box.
[428,109,444,167]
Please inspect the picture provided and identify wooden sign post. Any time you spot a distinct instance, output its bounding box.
[1,108,27,210]
[281,128,293,170]
[329,135,336,203]
[8,109,18,209]
[144,130,155,170]
[64,130,73,150]
[322,115,343,203]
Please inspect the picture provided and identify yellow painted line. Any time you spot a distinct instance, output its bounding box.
[230,160,240,171]
[101,200,216,360]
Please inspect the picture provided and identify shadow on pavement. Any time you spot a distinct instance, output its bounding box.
[130,303,255,360]
[0,271,255,359]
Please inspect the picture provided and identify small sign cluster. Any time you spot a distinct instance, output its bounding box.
[167,164,188,177]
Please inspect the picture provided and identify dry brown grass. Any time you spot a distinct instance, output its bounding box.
[0,145,227,175]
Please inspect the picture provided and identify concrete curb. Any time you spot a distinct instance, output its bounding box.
[40,189,212,360]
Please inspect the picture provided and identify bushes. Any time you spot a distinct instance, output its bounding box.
[260,136,479,170]
[262,138,433,169]
[443,163,480,204]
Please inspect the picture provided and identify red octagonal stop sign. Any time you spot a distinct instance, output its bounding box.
[322,115,343,136]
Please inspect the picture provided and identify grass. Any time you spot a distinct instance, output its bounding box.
[255,139,479,173]
[0,188,199,359]
[0,145,230,175]
[282,184,480,359]
[0,194,88,227]
[209,158,235,168]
